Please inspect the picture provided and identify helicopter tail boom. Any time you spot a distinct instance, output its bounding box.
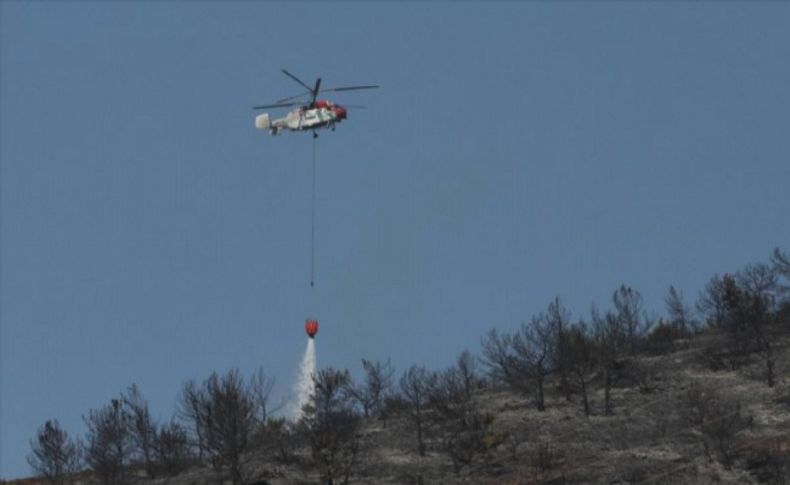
[255,113,271,130]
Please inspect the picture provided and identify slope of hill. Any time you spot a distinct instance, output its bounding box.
[128,335,788,484]
[13,252,790,484]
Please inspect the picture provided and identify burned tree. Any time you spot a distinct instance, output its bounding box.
[514,314,555,411]
[122,384,157,478]
[83,398,133,485]
[400,365,434,457]
[772,248,790,294]
[428,361,493,474]
[564,322,597,416]
[612,285,646,355]
[547,298,572,401]
[694,264,781,383]
[721,272,778,385]
[455,350,480,400]
[591,307,623,415]
[177,369,269,484]
[202,370,259,483]
[346,358,395,419]
[697,274,729,328]
[250,368,276,424]
[772,248,790,332]
[737,262,778,295]
[153,421,193,477]
[262,418,301,466]
[480,328,521,390]
[302,368,361,485]
[177,379,207,460]
[482,314,556,411]
[683,383,749,468]
[665,285,697,335]
[27,419,82,485]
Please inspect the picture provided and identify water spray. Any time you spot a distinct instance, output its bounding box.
[290,319,318,420]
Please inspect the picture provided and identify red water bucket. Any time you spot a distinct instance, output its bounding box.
[305,319,319,338]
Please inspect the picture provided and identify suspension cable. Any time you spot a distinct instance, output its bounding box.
[310,135,316,288]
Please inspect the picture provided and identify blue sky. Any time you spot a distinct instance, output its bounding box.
[2,2,788,478]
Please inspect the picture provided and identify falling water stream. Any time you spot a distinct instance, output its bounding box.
[291,337,317,419]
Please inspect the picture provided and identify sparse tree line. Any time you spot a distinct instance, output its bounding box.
[28,248,790,483]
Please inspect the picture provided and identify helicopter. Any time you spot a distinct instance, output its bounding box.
[253,69,379,137]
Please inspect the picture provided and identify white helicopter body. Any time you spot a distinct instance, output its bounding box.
[255,100,347,136]
[254,70,376,137]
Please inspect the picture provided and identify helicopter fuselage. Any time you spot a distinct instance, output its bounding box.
[255,101,347,136]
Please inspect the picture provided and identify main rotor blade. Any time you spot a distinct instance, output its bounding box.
[276,93,310,104]
[311,78,322,107]
[252,102,301,110]
[281,69,314,93]
[321,85,380,93]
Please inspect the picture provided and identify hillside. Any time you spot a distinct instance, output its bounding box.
[199,335,790,484]
[14,253,790,484]
[12,333,790,485]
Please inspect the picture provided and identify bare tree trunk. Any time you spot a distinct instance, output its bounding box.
[762,338,777,388]
[561,372,571,402]
[580,377,590,417]
[535,374,545,412]
[603,368,613,416]
[417,413,425,457]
